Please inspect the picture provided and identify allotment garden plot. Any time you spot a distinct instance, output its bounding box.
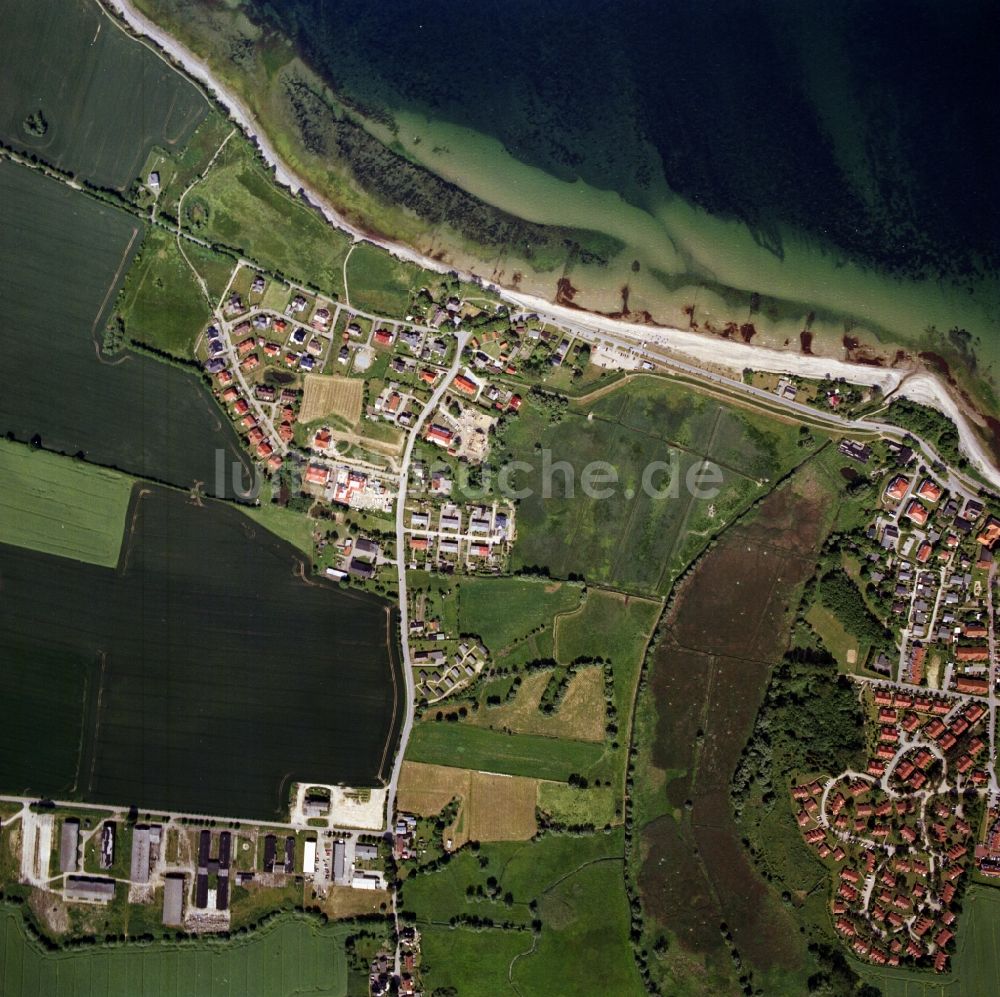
[0,162,250,495]
[0,0,207,189]
[0,487,401,819]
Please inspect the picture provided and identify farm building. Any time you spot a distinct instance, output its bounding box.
[333,840,347,884]
[351,872,384,890]
[130,825,151,883]
[303,839,317,876]
[59,819,79,873]
[65,876,115,903]
[354,538,380,562]
[162,874,185,926]
[100,822,115,869]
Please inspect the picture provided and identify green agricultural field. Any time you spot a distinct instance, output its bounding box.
[420,926,532,997]
[0,442,132,567]
[406,830,640,995]
[0,907,349,997]
[856,885,1000,997]
[0,0,207,189]
[345,241,436,316]
[116,228,230,355]
[537,781,618,827]
[512,859,643,995]
[192,136,352,295]
[0,161,251,496]
[405,723,604,782]
[490,377,809,595]
[0,486,401,818]
[457,576,584,652]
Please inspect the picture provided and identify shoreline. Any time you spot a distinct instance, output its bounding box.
[104,0,1000,491]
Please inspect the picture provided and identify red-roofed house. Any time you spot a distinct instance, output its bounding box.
[426,424,454,447]
[885,476,910,502]
[917,478,943,502]
[956,646,990,663]
[305,465,330,487]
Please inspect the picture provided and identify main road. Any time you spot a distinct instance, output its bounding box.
[384,332,469,824]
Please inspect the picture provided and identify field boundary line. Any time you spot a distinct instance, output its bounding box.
[377,603,402,784]
[508,932,538,996]
[91,222,142,343]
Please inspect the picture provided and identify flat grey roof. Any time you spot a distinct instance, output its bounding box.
[130,825,151,884]
[163,875,185,926]
[66,876,115,902]
[59,819,79,874]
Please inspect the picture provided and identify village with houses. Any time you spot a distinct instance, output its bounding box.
[788,432,1000,974]
[197,258,1000,989]
[194,261,595,707]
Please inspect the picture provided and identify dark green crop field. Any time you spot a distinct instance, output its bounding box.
[2,639,95,799]
[0,161,250,496]
[0,907,349,997]
[0,487,401,818]
[0,0,207,189]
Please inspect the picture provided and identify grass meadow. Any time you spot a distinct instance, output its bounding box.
[192,137,352,295]
[117,228,228,356]
[493,377,810,596]
[456,576,584,654]
[406,830,642,995]
[419,927,532,997]
[0,0,207,189]
[0,442,132,567]
[344,241,436,316]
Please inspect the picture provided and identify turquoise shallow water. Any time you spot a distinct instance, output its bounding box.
[247,0,1000,380]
